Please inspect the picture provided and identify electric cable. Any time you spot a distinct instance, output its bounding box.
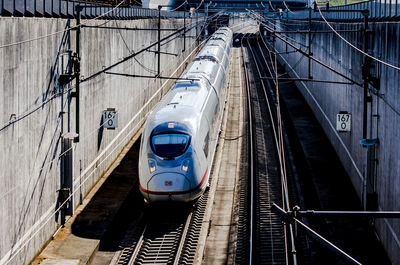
[114,20,158,75]
[2,13,227,263]
[259,14,319,79]
[0,87,73,132]
[0,15,211,135]
[171,0,188,12]
[256,16,362,86]
[195,0,205,11]
[0,6,131,132]
[251,11,310,49]
[2,23,210,194]
[317,5,400,71]
[269,1,276,11]
[283,1,295,14]
[0,1,126,49]
[1,37,208,265]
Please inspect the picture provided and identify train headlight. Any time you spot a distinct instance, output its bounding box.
[181,160,190,172]
[148,160,156,173]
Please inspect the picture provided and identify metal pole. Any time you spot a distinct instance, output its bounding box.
[294,209,400,218]
[158,5,161,77]
[271,204,362,265]
[286,10,288,53]
[183,2,186,52]
[308,7,312,79]
[74,6,81,143]
[196,4,198,44]
[362,13,369,140]
[295,219,361,265]
[205,3,209,37]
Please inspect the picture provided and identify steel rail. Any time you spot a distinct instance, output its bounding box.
[247,35,297,265]
[241,33,255,265]
[253,37,293,212]
[249,12,363,87]
[246,37,286,264]
[126,212,192,265]
[255,37,299,265]
[126,225,147,265]
[172,212,193,265]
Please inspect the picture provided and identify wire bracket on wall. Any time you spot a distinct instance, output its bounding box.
[105,71,199,82]
[261,77,354,85]
[58,52,80,86]
[146,50,178,56]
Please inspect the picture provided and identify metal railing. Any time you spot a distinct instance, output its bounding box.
[0,0,187,18]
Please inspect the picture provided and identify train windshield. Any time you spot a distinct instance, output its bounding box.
[151,133,190,158]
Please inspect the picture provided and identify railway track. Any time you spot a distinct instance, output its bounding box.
[235,32,297,265]
[238,29,391,265]
[112,192,208,265]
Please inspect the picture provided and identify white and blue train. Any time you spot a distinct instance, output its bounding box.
[138,27,233,202]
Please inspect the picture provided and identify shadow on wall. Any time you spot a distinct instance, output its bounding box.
[71,140,142,246]
[0,21,71,133]
[8,22,72,257]
[98,115,104,151]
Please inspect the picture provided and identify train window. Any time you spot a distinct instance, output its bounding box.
[151,133,190,158]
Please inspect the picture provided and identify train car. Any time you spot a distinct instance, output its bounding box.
[138,27,233,203]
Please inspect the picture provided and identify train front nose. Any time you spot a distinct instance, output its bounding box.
[141,172,192,202]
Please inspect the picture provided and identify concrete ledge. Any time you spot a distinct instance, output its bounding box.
[40,259,81,265]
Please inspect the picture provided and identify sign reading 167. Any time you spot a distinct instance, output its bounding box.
[103,109,118,130]
[336,112,351,132]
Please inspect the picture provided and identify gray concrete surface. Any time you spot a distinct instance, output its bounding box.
[201,47,245,265]
[274,20,400,264]
[0,16,200,265]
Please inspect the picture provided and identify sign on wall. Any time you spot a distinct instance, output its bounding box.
[103,108,118,130]
[336,112,351,132]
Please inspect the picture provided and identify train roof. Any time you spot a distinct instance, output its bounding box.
[144,27,232,135]
[146,82,209,133]
[184,59,221,86]
[196,45,225,65]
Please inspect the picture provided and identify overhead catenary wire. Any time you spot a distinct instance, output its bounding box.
[0,5,131,132]
[244,31,297,265]
[114,20,158,75]
[0,13,215,145]
[259,16,319,79]
[194,0,205,10]
[259,11,400,116]
[1,34,208,265]
[317,5,400,71]
[269,1,276,11]
[283,1,295,14]
[255,17,362,86]
[10,12,221,179]
[252,13,400,193]
[80,14,214,83]
[4,16,214,179]
[1,15,219,262]
[170,0,188,11]
[251,11,309,49]
[0,1,126,49]
[0,14,214,199]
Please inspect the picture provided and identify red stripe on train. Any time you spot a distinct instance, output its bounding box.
[140,168,208,195]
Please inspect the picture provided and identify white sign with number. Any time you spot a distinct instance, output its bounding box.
[336,113,351,132]
[103,109,118,129]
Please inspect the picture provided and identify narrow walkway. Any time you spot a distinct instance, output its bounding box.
[202,46,245,264]
[31,131,142,265]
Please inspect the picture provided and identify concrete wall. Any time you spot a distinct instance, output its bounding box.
[274,20,400,264]
[0,16,200,265]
